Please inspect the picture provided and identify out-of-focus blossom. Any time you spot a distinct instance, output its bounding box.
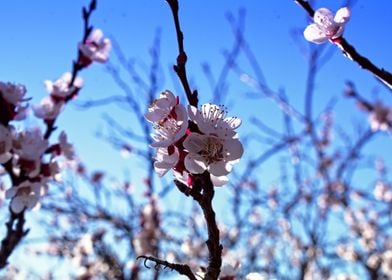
[0,124,13,163]
[79,29,111,65]
[33,96,64,120]
[13,128,48,161]
[44,72,83,99]
[368,102,392,132]
[59,131,75,160]
[183,132,243,177]
[0,82,26,105]
[145,90,188,147]
[188,103,241,139]
[381,250,392,278]
[246,272,267,280]
[5,180,47,213]
[374,181,392,202]
[304,7,350,44]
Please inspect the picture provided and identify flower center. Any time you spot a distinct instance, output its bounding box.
[154,115,182,138]
[200,137,224,164]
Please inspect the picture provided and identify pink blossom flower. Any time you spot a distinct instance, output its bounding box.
[0,124,13,164]
[59,131,75,160]
[145,90,188,147]
[183,132,243,177]
[154,146,180,177]
[0,81,26,105]
[79,29,111,65]
[5,180,47,213]
[13,128,48,161]
[188,103,241,138]
[44,72,83,99]
[304,7,350,44]
[33,96,64,120]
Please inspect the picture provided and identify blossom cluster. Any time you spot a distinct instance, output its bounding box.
[145,90,243,187]
[0,29,110,214]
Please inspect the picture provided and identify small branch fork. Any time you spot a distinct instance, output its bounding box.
[295,0,392,91]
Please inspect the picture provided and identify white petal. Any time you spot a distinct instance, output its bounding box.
[209,160,230,176]
[184,154,207,174]
[335,7,351,24]
[210,175,228,187]
[313,8,334,25]
[11,196,26,213]
[304,24,328,44]
[224,138,244,161]
[5,187,17,199]
[183,133,205,153]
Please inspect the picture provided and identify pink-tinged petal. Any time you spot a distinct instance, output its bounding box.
[187,105,198,122]
[224,117,242,130]
[183,133,206,153]
[332,26,345,39]
[5,187,17,199]
[313,8,334,26]
[209,160,230,176]
[335,7,350,24]
[89,29,104,42]
[184,154,207,174]
[304,24,329,44]
[0,153,12,164]
[210,175,228,187]
[144,110,164,123]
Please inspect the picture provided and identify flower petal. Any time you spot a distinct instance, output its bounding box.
[224,138,244,161]
[184,154,207,174]
[304,24,329,44]
[313,8,334,26]
[209,160,230,176]
[183,133,205,153]
[334,7,350,24]
[210,175,228,187]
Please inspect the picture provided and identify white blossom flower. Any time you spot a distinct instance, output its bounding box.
[154,146,179,177]
[368,102,392,131]
[183,132,243,177]
[13,128,48,161]
[33,96,64,120]
[0,124,12,164]
[5,180,47,213]
[382,250,392,278]
[59,131,75,160]
[44,72,83,99]
[0,82,26,105]
[304,7,350,44]
[79,29,111,64]
[145,90,188,147]
[245,272,267,280]
[188,103,241,138]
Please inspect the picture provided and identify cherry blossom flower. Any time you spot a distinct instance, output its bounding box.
[44,72,83,99]
[145,90,188,147]
[188,103,241,138]
[59,131,75,160]
[0,124,13,164]
[79,29,111,65]
[154,146,179,176]
[5,180,47,213]
[304,7,350,44]
[183,132,243,177]
[245,272,266,280]
[368,102,392,131]
[13,128,48,161]
[0,81,26,105]
[33,96,64,120]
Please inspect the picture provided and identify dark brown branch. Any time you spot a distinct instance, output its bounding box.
[294,0,392,91]
[165,0,198,107]
[0,210,29,269]
[137,255,197,280]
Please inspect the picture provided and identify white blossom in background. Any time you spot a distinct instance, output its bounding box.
[33,96,64,120]
[304,7,350,44]
[368,102,392,132]
[0,124,13,163]
[0,81,26,105]
[79,29,111,64]
[59,131,75,160]
[245,272,267,280]
[13,128,48,161]
[5,180,47,213]
[382,250,392,278]
[374,181,392,202]
[44,72,83,99]
[145,90,188,147]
